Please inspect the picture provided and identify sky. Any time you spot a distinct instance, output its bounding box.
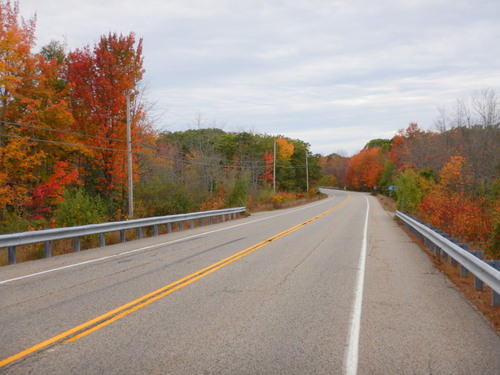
[15,0,500,155]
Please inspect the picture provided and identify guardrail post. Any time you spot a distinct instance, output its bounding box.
[137,227,143,239]
[120,230,126,243]
[179,222,184,231]
[485,260,500,306]
[190,219,195,229]
[460,249,480,278]
[460,264,469,278]
[8,246,16,264]
[493,292,500,307]
[474,277,484,291]
[468,251,484,291]
[432,242,439,254]
[44,241,52,258]
[99,233,106,247]
[208,217,212,225]
[452,244,468,267]
[153,225,159,236]
[199,218,203,227]
[74,237,81,252]
[167,223,172,233]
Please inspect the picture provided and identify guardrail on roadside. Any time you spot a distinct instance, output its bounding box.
[0,207,246,265]
[396,210,500,306]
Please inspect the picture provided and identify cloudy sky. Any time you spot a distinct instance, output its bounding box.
[17,0,500,155]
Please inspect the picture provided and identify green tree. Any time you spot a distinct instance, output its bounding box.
[55,188,108,227]
[226,176,248,207]
[394,169,423,212]
[378,159,396,192]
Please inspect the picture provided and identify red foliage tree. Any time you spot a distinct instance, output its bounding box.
[67,32,148,209]
[261,150,274,184]
[26,161,79,221]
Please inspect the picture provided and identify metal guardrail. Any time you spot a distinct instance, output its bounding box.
[396,210,500,306]
[0,207,246,265]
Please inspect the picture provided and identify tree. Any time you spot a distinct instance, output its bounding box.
[261,150,274,184]
[318,153,349,188]
[276,137,294,160]
[0,0,39,215]
[364,138,392,151]
[0,1,76,223]
[472,88,500,127]
[420,156,493,246]
[394,169,424,213]
[67,32,149,214]
[346,147,384,190]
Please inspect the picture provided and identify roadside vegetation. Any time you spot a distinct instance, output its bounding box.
[1,1,498,264]
[330,97,499,258]
[0,1,323,240]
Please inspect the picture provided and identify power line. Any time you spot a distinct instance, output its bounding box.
[1,121,310,170]
[0,133,270,170]
[0,120,128,144]
[1,120,269,166]
[1,119,266,166]
[0,133,128,153]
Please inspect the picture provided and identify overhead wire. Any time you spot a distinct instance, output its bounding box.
[0,120,308,170]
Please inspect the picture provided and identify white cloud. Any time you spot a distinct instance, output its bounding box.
[16,0,500,155]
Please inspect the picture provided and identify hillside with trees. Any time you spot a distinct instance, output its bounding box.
[1,1,498,261]
[0,1,323,236]
[339,92,499,258]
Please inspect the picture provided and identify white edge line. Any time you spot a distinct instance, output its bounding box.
[344,194,369,375]
[0,195,336,285]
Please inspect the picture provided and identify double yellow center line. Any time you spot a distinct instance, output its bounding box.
[0,194,350,368]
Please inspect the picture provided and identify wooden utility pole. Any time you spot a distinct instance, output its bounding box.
[273,140,276,194]
[306,151,309,192]
[126,93,134,219]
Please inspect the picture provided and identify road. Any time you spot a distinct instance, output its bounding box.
[0,190,499,374]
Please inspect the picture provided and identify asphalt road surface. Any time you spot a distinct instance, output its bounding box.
[1,190,499,374]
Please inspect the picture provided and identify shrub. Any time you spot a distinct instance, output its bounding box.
[55,189,108,227]
[226,177,248,207]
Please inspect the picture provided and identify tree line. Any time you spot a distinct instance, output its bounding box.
[324,92,499,257]
[0,1,326,235]
[2,1,498,259]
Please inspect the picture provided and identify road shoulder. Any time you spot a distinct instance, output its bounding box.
[359,194,500,375]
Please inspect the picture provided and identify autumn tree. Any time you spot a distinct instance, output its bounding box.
[318,153,349,188]
[67,32,150,215]
[420,156,493,246]
[0,0,40,217]
[0,1,77,225]
[345,147,384,190]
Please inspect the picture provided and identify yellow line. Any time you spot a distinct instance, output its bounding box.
[0,194,351,368]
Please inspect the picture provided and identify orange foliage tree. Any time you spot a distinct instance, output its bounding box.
[276,137,294,160]
[0,1,77,222]
[420,156,493,245]
[0,1,40,214]
[345,147,384,190]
